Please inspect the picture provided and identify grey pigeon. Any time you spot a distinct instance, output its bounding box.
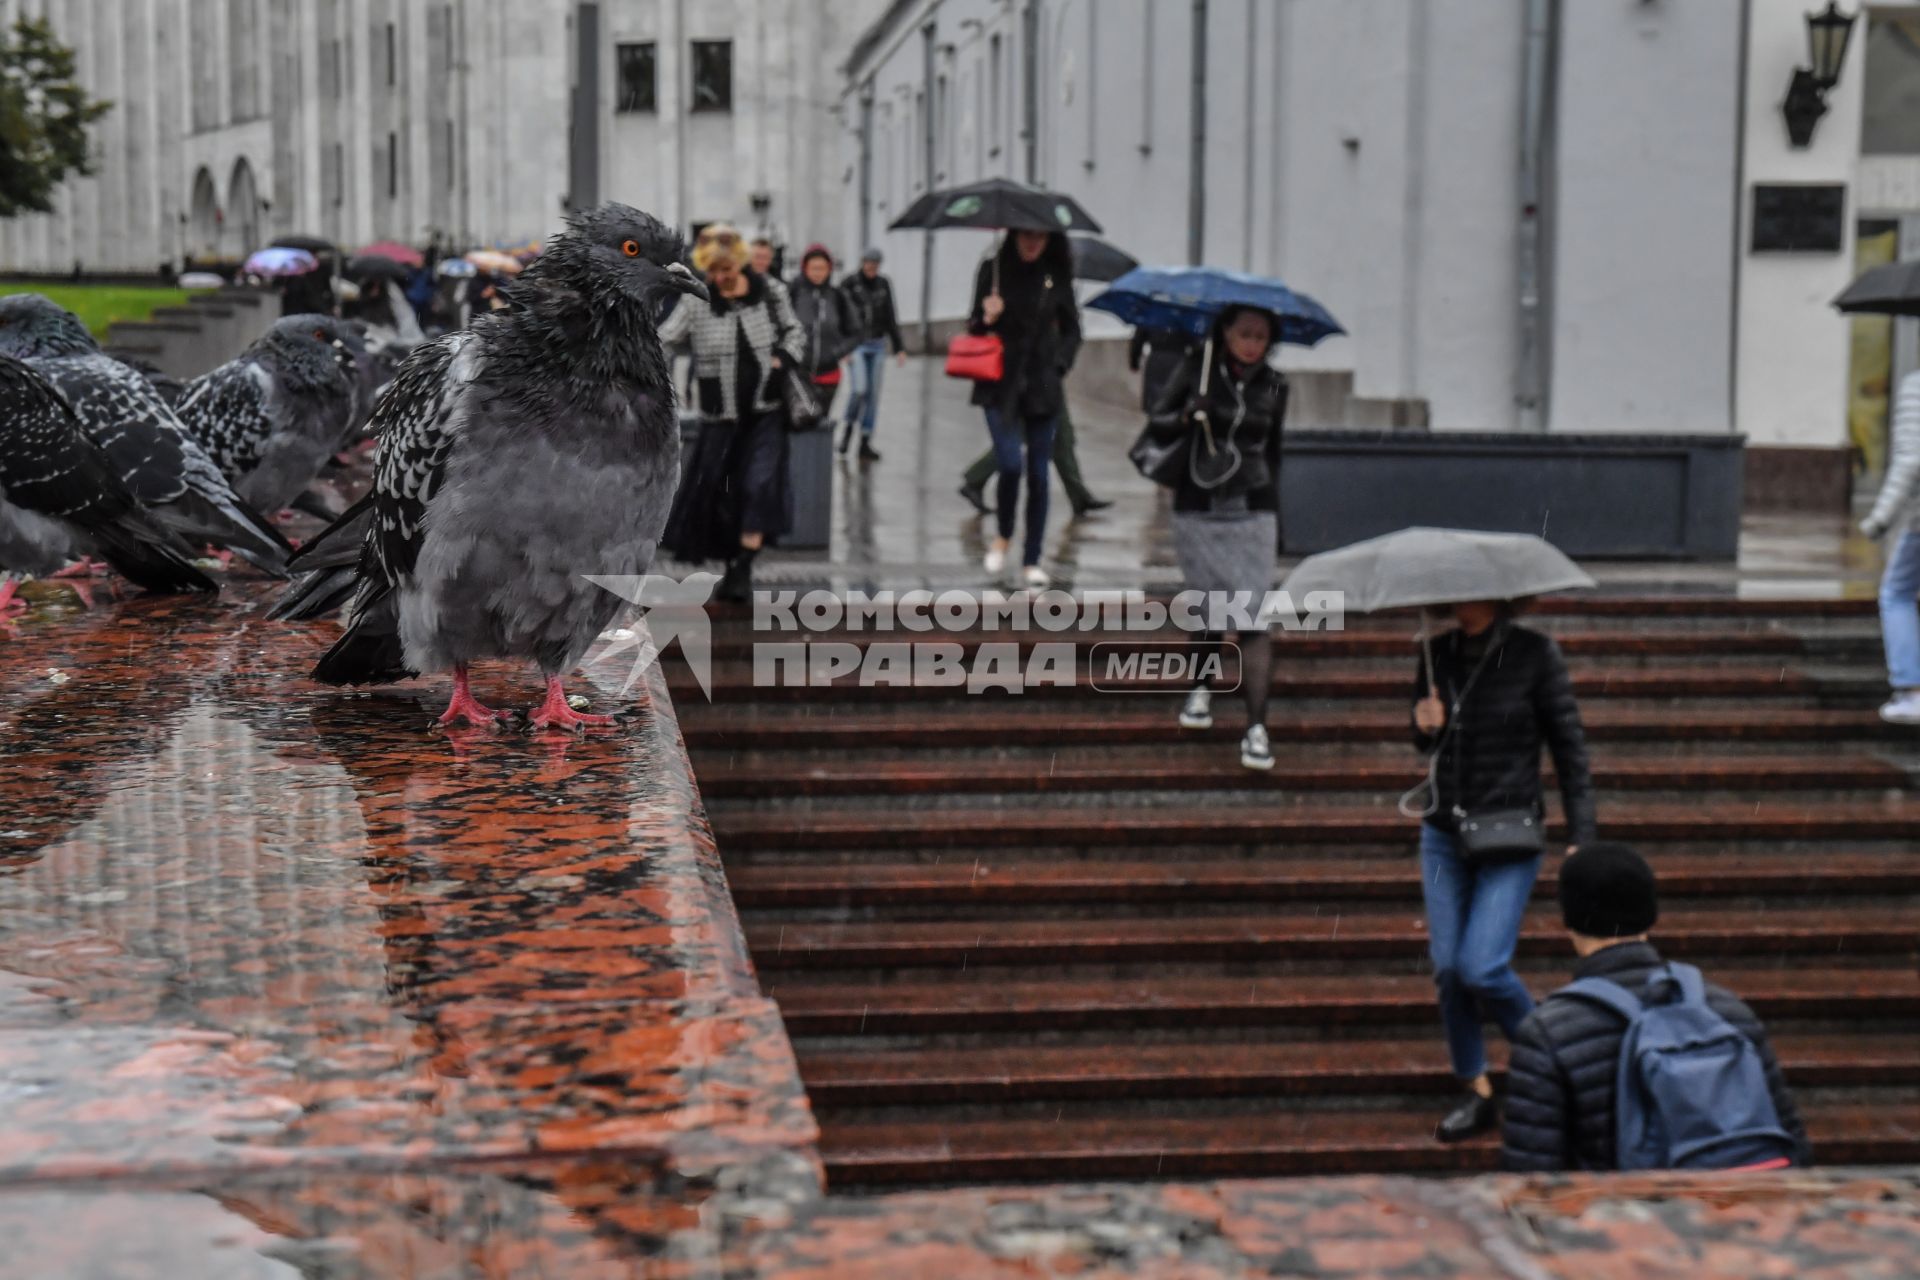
[174,315,361,517]
[288,202,707,730]
[0,353,216,600]
[0,293,291,575]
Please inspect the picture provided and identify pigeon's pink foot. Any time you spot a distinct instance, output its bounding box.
[527,675,615,732]
[50,557,106,580]
[211,548,236,570]
[434,665,511,729]
[0,578,24,615]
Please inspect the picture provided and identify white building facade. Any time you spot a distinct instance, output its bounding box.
[0,0,884,273]
[843,0,1920,495]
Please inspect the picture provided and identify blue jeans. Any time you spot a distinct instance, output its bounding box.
[985,408,1058,568]
[1419,823,1540,1081]
[1879,528,1920,690]
[844,339,888,435]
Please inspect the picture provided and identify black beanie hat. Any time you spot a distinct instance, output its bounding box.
[1559,842,1659,938]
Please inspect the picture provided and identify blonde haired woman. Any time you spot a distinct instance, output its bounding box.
[662,223,805,602]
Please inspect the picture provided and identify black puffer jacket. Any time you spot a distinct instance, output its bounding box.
[1412,623,1597,846]
[1149,348,1288,524]
[1501,941,1809,1171]
[967,241,1082,420]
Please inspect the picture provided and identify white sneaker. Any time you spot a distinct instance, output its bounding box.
[1021,564,1050,590]
[983,545,1008,575]
[1240,723,1274,771]
[1179,686,1213,729]
[1880,691,1920,725]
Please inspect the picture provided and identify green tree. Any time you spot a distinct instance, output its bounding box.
[0,18,112,218]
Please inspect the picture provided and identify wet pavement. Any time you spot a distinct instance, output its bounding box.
[3,369,1917,1275]
[691,357,1891,599]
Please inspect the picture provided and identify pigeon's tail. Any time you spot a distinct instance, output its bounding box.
[270,496,370,620]
[312,593,414,686]
[87,517,219,595]
[153,490,294,577]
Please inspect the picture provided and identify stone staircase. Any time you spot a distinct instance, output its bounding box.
[670,598,1920,1187]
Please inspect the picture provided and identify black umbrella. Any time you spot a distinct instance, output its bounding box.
[889,177,1102,234]
[347,254,412,283]
[1070,235,1138,283]
[1833,260,1920,317]
[272,234,340,258]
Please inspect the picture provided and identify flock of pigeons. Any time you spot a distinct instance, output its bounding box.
[0,202,708,731]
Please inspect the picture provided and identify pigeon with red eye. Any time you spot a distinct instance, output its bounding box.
[175,315,362,517]
[0,292,292,575]
[281,202,707,732]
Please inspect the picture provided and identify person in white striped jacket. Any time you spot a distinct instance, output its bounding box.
[1862,365,1920,725]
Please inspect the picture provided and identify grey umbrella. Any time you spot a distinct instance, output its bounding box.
[1280,527,1596,693]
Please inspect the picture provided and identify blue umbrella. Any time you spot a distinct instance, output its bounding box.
[243,246,319,278]
[1087,265,1344,346]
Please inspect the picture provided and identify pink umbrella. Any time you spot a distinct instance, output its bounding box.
[465,250,524,276]
[358,239,425,268]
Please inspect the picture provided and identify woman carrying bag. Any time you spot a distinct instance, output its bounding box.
[1409,599,1597,1144]
[789,244,865,454]
[661,223,806,603]
[1143,306,1289,771]
[965,229,1081,589]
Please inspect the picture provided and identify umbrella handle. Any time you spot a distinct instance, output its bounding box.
[1420,609,1437,698]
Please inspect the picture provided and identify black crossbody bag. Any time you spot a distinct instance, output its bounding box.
[1398,626,1547,865]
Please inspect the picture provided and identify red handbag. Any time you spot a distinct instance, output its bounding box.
[813,368,842,387]
[944,332,1004,382]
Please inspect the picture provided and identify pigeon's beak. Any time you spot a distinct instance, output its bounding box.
[665,261,709,301]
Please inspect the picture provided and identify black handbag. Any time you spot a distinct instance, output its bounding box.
[1128,416,1189,486]
[779,361,826,433]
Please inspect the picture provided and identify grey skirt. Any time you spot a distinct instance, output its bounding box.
[1172,508,1278,601]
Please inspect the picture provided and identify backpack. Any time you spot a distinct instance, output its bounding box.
[1559,963,1799,1171]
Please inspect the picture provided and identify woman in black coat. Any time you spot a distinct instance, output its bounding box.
[1411,600,1597,1144]
[787,244,863,452]
[968,230,1081,589]
[1151,306,1288,770]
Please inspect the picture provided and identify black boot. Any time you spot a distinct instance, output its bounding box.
[1435,1090,1499,1144]
[837,421,855,455]
[958,481,991,515]
[1071,495,1115,517]
[716,550,756,604]
[858,438,881,462]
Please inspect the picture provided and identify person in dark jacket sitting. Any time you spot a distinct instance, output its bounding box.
[1412,601,1597,1143]
[1501,844,1808,1171]
[1155,306,1288,770]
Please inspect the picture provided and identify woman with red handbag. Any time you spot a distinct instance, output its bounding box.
[965,229,1080,589]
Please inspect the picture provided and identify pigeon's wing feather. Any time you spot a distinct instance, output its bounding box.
[33,355,193,504]
[177,361,273,479]
[367,332,480,588]
[0,357,215,593]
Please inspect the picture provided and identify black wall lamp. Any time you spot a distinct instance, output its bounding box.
[1782,2,1858,148]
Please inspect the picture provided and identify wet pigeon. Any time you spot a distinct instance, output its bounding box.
[286,202,707,730]
[0,294,291,575]
[174,315,361,517]
[0,354,216,602]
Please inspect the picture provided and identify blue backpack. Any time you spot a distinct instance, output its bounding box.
[1560,963,1799,1171]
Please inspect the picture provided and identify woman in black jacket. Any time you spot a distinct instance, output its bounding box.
[1411,600,1597,1143]
[969,230,1081,589]
[1152,307,1288,770]
[788,244,864,453]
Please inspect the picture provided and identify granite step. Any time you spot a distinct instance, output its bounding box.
[712,801,1920,852]
[796,1033,1920,1106]
[745,906,1917,972]
[766,968,1920,1036]
[726,850,1920,910]
[815,1102,1920,1186]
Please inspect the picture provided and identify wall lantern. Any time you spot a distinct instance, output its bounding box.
[1782,2,1857,148]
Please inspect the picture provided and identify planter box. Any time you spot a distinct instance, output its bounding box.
[1279,430,1746,560]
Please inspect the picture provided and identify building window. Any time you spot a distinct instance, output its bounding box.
[328,143,344,205]
[691,39,732,112]
[323,39,341,97]
[616,41,657,113]
[387,131,398,198]
[386,22,396,86]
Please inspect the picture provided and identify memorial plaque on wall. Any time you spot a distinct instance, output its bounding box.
[1750,183,1847,252]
